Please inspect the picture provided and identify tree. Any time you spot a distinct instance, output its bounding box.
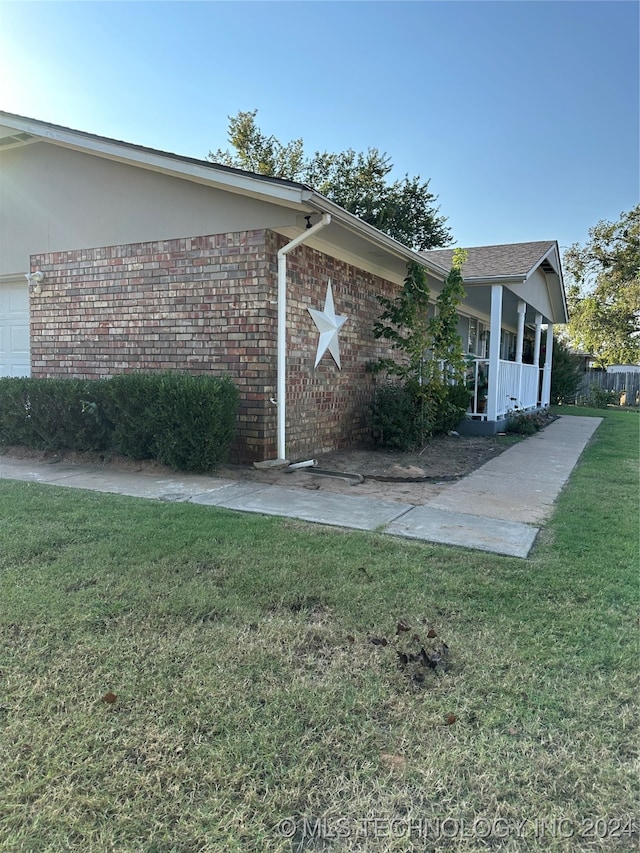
[209,110,451,251]
[371,252,469,447]
[373,250,468,385]
[210,109,306,180]
[550,338,583,404]
[373,260,433,385]
[562,205,640,367]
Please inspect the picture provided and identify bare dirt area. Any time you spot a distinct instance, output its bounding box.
[1,434,519,506]
[217,434,520,505]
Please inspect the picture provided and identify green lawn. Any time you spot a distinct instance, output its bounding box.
[0,407,638,852]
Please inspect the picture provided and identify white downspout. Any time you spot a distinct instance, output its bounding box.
[276,213,331,460]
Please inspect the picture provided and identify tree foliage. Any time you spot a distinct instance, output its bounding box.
[373,260,433,384]
[210,109,306,179]
[550,338,583,404]
[429,249,468,383]
[373,250,468,385]
[370,253,469,448]
[209,110,451,250]
[563,205,640,367]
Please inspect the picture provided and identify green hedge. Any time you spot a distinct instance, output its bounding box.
[0,373,239,473]
[0,378,112,452]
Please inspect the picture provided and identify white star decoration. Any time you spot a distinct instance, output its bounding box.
[307,281,348,369]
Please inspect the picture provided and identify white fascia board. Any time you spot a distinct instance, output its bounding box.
[1,113,312,208]
[523,243,560,280]
[305,194,447,280]
[463,276,527,286]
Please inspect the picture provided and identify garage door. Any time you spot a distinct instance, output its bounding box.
[0,278,30,377]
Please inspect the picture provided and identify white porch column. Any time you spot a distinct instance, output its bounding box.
[533,313,543,405]
[541,323,554,407]
[515,300,526,406]
[533,313,543,365]
[515,300,526,363]
[487,284,502,421]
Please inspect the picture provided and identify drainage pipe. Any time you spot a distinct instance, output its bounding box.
[276,213,331,460]
[287,459,318,470]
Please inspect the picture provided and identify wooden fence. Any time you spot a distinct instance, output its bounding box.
[577,371,640,407]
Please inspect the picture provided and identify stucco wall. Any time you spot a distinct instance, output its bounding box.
[0,142,299,276]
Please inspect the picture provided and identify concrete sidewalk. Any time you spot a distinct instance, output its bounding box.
[0,415,602,559]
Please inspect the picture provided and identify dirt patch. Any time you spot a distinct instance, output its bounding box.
[216,434,521,505]
[1,433,520,506]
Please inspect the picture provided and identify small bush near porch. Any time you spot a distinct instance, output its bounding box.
[371,382,470,449]
[371,256,470,449]
[0,408,637,852]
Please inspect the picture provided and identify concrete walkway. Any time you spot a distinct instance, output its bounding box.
[0,416,602,559]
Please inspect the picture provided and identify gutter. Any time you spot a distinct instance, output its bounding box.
[303,193,447,280]
[462,275,527,285]
[2,112,447,280]
[276,213,332,460]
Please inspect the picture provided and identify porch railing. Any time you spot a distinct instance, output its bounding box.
[468,358,541,418]
[496,360,540,416]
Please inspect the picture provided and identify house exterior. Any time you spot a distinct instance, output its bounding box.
[423,243,568,431]
[0,112,568,462]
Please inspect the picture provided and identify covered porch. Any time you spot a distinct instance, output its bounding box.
[423,241,569,434]
[465,292,554,423]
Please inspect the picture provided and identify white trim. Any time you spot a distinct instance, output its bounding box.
[515,300,526,364]
[533,313,543,374]
[487,285,503,422]
[0,112,444,277]
[541,324,554,406]
[277,214,332,460]
[522,244,560,280]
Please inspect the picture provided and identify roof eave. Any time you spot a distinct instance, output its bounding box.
[463,275,527,285]
[305,193,447,279]
[0,112,449,277]
[0,112,313,207]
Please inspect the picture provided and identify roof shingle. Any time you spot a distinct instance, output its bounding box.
[423,241,557,279]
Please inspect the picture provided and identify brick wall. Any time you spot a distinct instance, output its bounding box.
[275,235,399,459]
[30,229,401,463]
[30,231,278,462]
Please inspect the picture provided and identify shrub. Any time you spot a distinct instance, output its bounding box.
[0,377,112,451]
[105,372,239,471]
[371,384,422,450]
[145,373,238,472]
[506,409,557,435]
[433,382,471,434]
[551,339,583,404]
[0,373,239,473]
[372,381,469,450]
[588,384,620,409]
[506,411,539,436]
[104,373,167,460]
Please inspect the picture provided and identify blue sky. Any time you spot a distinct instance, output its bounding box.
[1,1,637,253]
